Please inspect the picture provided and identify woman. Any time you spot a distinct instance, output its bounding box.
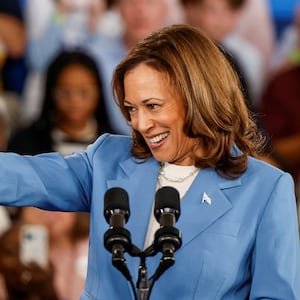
[8,49,112,155]
[0,24,299,299]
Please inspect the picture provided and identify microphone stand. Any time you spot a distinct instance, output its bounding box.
[135,234,180,300]
[104,186,182,300]
[104,228,182,300]
[136,252,150,300]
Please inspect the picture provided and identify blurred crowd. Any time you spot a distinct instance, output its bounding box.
[0,0,299,299]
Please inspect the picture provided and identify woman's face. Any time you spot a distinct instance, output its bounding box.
[53,64,100,125]
[124,64,199,166]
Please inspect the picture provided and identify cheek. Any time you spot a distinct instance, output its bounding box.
[172,110,186,132]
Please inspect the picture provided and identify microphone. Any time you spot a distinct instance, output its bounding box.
[154,186,182,257]
[147,186,182,287]
[104,187,130,228]
[103,187,132,280]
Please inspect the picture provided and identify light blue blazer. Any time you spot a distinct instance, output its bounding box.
[0,134,299,299]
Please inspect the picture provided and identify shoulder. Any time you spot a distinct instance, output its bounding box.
[247,156,286,176]
[226,157,296,216]
[86,133,132,160]
[92,133,131,147]
[245,156,294,187]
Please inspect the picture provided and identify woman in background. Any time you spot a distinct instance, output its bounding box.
[8,49,113,155]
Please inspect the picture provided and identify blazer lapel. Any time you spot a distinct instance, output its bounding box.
[178,168,241,248]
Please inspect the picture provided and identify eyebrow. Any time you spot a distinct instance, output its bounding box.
[124,97,163,104]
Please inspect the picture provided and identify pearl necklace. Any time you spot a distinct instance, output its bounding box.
[158,162,199,183]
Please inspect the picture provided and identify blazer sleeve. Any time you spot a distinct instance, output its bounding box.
[0,150,93,212]
[250,172,300,299]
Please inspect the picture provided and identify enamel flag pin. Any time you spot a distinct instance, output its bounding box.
[202,192,212,205]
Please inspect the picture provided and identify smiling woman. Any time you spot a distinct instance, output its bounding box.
[0,24,299,300]
[113,24,261,177]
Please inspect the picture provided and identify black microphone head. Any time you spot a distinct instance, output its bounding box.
[154,186,180,222]
[104,187,130,223]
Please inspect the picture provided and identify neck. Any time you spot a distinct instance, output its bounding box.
[159,162,199,183]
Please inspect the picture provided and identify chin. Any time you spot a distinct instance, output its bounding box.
[152,154,170,163]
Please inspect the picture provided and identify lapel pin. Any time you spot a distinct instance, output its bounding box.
[202,192,212,205]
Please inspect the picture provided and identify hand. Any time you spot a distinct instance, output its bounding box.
[0,224,59,300]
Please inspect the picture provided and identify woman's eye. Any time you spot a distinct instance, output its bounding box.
[125,106,136,113]
[148,103,159,110]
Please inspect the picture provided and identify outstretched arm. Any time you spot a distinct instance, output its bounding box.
[0,151,92,212]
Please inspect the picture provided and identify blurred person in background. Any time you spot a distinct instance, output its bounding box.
[24,0,169,135]
[88,0,169,134]
[25,0,107,71]
[22,0,109,126]
[259,4,300,213]
[0,223,59,300]
[8,49,113,155]
[0,0,28,97]
[180,0,265,110]
[234,0,275,70]
[0,0,25,135]
[260,63,300,202]
[165,0,184,24]
[20,208,90,300]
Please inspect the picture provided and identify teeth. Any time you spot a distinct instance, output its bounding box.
[149,133,169,144]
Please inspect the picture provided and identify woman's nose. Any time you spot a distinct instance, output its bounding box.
[135,110,154,133]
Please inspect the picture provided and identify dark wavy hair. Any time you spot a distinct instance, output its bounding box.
[112,24,265,178]
[37,49,111,135]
